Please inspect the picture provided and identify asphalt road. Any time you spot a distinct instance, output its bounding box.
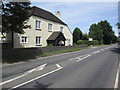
[1,44,119,89]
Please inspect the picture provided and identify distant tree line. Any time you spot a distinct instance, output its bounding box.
[73,20,119,45]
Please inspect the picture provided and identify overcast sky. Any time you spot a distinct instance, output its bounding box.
[31,2,118,36]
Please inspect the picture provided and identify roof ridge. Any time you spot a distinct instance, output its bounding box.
[31,6,67,26]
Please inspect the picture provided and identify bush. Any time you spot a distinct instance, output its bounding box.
[47,44,53,47]
[77,40,100,45]
[76,40,84,45]
[89,40,100,45]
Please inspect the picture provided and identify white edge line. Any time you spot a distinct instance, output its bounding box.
[114,61,120,89]
[10,67,62,89]
[0,63,47,85]
[0,73,27,86]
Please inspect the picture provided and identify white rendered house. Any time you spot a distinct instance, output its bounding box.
[1,6,73,48]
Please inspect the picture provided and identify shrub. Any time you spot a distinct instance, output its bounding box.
[76,40,84,45]
[90,40,100,45]
[77,40,100,45]
[47,44,53,47]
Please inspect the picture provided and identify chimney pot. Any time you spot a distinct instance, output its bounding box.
[56,11,61,19]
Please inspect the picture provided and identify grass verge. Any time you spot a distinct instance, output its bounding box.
[38,47,89,57]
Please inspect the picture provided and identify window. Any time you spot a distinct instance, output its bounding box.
[0,37,6,43]
[20,37,28,43]
[36,36,42,45]
[68,39,70,43]
[60,27,64,33]
[48,23,52,31]
[36,20,41,29]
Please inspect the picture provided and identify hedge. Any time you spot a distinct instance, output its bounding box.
[77,40,100,45]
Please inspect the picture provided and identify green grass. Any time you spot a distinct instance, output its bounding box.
[41,44,105,58]
[38,47,89,57]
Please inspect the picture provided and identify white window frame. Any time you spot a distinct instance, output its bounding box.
[20,36,28,43]
[36,36,42,45]
[60,26,64,33]
[48,23,52,32]
[36,20,41,30]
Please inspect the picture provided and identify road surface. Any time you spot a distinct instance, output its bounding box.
[1,44,119,89]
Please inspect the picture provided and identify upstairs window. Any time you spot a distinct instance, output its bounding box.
[60,27,64,33]
[48,23,52,32]
[36,20,41,30]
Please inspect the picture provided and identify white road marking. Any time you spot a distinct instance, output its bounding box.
[0,63,47,86]
[92,51,100,54]
[114,61,120,89]
[56,64,62,68]
[26,63,47,73]
[68,58,76,61]
[76,45,116,62]
[69,45,116,62]
[69,54,88,61]
[77,55,91,62]
[10,67,63,89]
[2,44,117,88]
[77,57,81,60]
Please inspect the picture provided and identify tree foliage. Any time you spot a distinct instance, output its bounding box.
[89,20,117,44]
[73,27,82,44]
[82,33,89,40]
[116,23,120,29]
[98,20,114,44]
[89,23,103,44]
[2,2,31,35]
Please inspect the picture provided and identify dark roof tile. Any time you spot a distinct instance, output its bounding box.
[30,6,67,26]
[47,32,66,40]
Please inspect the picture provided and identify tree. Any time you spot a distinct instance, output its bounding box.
[2,1,31,47]
[73,27,82,44]
[82,33,89,40]
[2,2,31,34]
[98,20,114,44]
[111,35,118,43]
[116,23,120,29]
[89,23,103,44]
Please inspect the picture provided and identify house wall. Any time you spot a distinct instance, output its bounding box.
[12,15,73,48]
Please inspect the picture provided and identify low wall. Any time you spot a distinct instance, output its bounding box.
[2,45,88,63]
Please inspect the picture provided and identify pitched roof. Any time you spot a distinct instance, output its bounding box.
[30,6,67,26]
[47,32,66,40]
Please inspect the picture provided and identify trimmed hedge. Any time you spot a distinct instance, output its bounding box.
[77,40,100,45]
